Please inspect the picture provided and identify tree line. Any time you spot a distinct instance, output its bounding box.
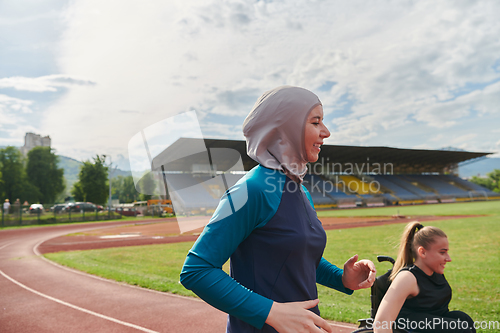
[469,169,500,193]
[0,146,64,205]
[0,147,155,207]
[71,154,109,205]
[71,155,155,205]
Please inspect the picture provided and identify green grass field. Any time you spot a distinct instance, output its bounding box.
[317,200,499,217]
[45,201,500,331]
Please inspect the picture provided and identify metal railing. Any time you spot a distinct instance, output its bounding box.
[1,204,123,228]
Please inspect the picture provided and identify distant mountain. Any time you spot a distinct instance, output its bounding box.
[459,157,500,178]
[57,155,133,194]
[57,156,81,194]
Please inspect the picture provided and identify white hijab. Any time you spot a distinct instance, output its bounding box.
[243,86,322,183]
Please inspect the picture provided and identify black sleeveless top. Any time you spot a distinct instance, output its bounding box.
[398,265,452,317]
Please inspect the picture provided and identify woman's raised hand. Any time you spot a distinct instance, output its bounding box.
[342,254,377,290]
[265,299,333,332]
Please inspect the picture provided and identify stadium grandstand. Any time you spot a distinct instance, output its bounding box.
[145,138,499,213]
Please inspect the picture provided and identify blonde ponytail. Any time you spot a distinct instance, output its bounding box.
[390,222,423,281]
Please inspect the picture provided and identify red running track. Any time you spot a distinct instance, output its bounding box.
[0,222,357,333]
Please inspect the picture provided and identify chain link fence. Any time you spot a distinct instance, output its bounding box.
[1,203,123,228]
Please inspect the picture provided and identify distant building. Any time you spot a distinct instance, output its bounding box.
[20,132,51,156]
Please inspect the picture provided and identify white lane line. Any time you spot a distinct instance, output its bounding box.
[0,242,13,250]
[33,237,204,302]
[0,269,159,333]
[28,229,356,332]
[37,251,204,301]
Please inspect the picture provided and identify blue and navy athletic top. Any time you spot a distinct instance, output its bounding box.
[180,165,352,332]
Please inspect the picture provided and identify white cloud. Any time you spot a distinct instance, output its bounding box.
[317,0,500,143]
[450,133,478,145]
[0,0,498,163]
[430,134,446,143]
[200,122,245,140]
[203,87,260,117]
[0,75,95,92]
[0,94,34,116]
[0,94,39,145]
[411,143,433,150]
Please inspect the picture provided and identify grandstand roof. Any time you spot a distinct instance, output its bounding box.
[151,138,492,174]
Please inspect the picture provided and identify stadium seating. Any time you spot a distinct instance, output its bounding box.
[303,174,352,198]
[381,192,402,204]
[386,175,438,202]
[439,175,499,199]
[368,175,422,205]
[338,175,380,195]
[322,175,378,206]
[335,175,385,207]
[370,174,497,204]
[161,171,498,212]
[404,175,469,201]
[164,173,244,213]
[302,174,358,208]
[302,174,338,207]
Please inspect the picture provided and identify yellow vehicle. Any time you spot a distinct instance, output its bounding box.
[146,199,174,215]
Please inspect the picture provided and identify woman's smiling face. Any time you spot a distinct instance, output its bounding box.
[418,236,452,275]
[304,105,330,163]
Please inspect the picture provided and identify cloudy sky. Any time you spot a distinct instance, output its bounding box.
[1,0,499,170]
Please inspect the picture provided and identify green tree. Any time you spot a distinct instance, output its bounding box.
[111,175,138,203]
[72,155,108,205]
[487,169,500,193]
[469,169,500,192]
[55,178,69,203]
[137,171,156,201]
[122,175,137,202]
[71,182,86,202]
[26,147,65,203]
[0,147,41,203]
[0,161,3,194]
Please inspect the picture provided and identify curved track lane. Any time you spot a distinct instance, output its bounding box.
[0,222,357,332]
[0,222,227,332]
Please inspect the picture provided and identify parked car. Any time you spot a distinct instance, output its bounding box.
[50,204,66,213]
[62,202,98,212]
[29,204,44,214]
[116,207,140,216]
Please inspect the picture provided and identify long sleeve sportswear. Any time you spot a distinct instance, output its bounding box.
[180,165,352,332]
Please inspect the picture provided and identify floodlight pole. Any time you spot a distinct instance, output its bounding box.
[105,155,117,218]
[109,156,112,217]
